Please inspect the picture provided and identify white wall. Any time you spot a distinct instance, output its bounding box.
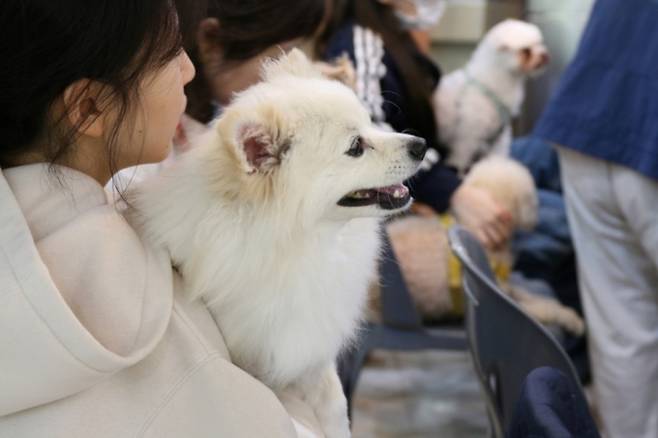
[429,0,524,73]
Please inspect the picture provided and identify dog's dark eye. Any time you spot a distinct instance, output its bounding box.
[346,136,364,157]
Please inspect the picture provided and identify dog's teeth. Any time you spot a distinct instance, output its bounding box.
[350,190,370,199]
[393,189,401,198]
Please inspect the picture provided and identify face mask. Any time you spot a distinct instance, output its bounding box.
[394,0,447,30]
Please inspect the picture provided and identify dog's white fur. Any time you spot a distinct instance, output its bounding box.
[128,49,423,437]
[434,19,548,174]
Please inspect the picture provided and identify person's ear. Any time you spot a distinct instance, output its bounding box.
[62,79,106,138]
[197,17,223,65]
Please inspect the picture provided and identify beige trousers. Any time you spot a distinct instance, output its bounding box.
[559,147,658,438]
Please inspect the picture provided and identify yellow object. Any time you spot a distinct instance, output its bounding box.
[439,214,511,316]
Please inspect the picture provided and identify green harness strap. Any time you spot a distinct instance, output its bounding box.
[462,70,513,127]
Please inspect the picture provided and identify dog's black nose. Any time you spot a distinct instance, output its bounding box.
[407,137,427,161]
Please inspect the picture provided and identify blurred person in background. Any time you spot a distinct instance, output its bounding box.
[534,0,658,435]
[181,0,327,142]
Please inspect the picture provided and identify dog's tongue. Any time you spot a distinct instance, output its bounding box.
[376,184,409,199]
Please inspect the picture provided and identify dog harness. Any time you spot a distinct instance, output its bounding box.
[461,70,513,146]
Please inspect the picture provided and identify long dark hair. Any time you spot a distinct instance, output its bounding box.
[0,0,199,170]
[186,0,327,123]
[316,0,441,151]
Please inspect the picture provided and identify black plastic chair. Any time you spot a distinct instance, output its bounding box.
[339,228,467,417]
[447,225,586,438]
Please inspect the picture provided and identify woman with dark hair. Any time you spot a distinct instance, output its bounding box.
[316,0,513,249]
[186,0,327,123]
[0,1,323,436]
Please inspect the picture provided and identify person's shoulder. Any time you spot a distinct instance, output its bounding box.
[35,201,174,353]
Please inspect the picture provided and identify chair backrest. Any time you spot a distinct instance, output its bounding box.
[448,225,582,437]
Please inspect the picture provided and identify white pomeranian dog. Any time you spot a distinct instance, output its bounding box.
[434,19,549,175]
[128,49,426,437]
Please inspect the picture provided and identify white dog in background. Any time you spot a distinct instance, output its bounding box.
[434,19,549,175]
[129,49,425,438]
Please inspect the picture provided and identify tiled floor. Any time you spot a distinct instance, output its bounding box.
[351,350,489,438]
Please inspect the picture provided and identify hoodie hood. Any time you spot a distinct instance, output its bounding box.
[0,164,173,416]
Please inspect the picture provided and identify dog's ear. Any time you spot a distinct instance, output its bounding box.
[262,48,324,82]
[234,121,291,174]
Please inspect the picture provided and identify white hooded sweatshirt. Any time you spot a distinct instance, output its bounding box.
[0,164,321,437]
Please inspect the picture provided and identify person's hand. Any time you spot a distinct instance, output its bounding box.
[450,185,513,250]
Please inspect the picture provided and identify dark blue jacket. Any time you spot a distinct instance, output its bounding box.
[535,0,658,181]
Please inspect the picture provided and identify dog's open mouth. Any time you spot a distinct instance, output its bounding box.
[338,183,410,210]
